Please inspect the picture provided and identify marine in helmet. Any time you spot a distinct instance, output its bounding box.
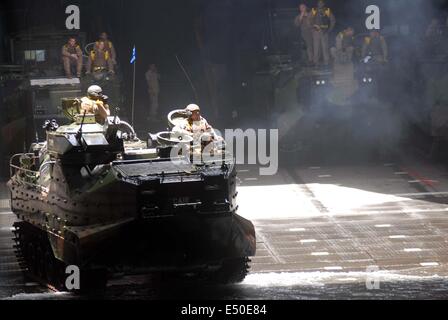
[173,104,218,143]
[80,85,111,124]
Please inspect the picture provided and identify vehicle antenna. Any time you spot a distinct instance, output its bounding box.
[76,110,87,142]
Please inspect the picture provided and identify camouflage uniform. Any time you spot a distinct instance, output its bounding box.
[145,68,160,117]
[86,49,114,74]
[173,117,215,144]
[62,43,83,77]
[331,31,354,64]
[294,11,314,63]
[310,7,336,65]
[362,35,388,63]
[331,31,358,103]
[80,97,111,124]
[95,40,117,65]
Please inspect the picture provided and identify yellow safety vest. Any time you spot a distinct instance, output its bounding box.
[365,36,384,45]
[90,50,110,61]
[311,8,331,17]
[64,44,80,52]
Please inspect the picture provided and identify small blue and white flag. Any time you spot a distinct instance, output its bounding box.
[130,46,136,64]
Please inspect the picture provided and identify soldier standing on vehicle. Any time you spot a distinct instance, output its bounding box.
[310,0,336,66]
[294,3,314,65]
[62,37,83,78]
[145,64,160,118]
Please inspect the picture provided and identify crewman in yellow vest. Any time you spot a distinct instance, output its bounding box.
[310,0,336,66]
[95,32,117,65]
[361,30,388,63]
[86,40,115,75]
[61,37,83,78]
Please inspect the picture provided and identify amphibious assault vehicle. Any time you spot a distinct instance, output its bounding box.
[7,100,256,291]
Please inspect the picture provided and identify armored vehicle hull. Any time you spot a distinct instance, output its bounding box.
[8,110,256,291]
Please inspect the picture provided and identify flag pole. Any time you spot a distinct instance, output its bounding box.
[131,59,136,127]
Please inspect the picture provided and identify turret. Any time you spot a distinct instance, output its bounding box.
[45,98,125,165]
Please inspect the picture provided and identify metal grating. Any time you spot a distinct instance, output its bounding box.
[113,159,196,177]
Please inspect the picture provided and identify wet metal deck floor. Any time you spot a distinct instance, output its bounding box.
[1,156,448,299]
[237,159,448,285]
